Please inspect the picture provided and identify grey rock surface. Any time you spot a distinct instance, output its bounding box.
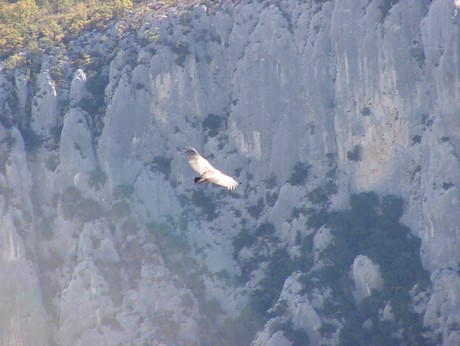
[351,255,384,303]
[0,0,459,345]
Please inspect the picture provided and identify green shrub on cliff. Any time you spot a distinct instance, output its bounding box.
[0,0,133,62]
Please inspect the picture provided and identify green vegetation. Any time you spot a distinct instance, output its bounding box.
[248,197,264,218]
[288,162,310,186]
[0,0,133,63]
[361,106,372,116]
[234,191,431,345]
[307,182,337,208]
[110,199,131,220]
[191,189,217,221]
[45,154,59,171]
[171,40,190,67]
[263,173,278,189]
[82,69,109,116]
[307,192,433,346]
[412,134,422,144]
[142,26,160,44]
[278,321,310,346]
[410,40,425,66]
[250,248,294,315]
[233,222,277,256]
[88,165,107,189]
[151,156,172,178]
[202,113,225,138]
[232,227,253,258]
[113,184,134,199]
[378,0,399,21]
[347,145,362,162]
[20,126,43,152]
[60,186,103,222]
[147,221,190,259]
[218,306,264,346]
[0,0,211,69]
[231,221,313,341]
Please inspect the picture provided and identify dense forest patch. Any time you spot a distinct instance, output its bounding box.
[0,0,210,68]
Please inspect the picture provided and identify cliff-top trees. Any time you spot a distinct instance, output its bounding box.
[0,0,133,63]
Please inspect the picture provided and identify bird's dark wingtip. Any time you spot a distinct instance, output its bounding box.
[185,147,198,156]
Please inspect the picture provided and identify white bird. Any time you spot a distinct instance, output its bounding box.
[185,147,240,190]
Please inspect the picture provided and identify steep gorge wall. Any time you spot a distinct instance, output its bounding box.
[0,0,459,345]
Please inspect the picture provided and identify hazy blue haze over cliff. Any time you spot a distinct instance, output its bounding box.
[0,0,459,345]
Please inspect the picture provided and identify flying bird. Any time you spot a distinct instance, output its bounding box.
[185,147,240,190]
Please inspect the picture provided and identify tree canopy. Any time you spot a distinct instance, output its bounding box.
[0,0,133,62]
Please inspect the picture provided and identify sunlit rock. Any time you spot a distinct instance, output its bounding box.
[351,255,384,303]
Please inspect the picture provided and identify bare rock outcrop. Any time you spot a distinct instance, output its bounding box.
[0,0,459,344]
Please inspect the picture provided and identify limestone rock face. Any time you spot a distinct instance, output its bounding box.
[424,268,460,345]
[59,108,97,187]
[0,0,459,345]
[351,255,384,302]
[69,69,88,107]
[0,215,50,346]
[313,226,333,265]
[251,322,292,346]
[31,71,59,137]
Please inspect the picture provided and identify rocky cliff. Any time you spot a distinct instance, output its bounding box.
[0,0,459,345]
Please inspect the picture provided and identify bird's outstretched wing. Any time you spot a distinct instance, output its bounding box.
[185,147,215,175]
[206,170,240,190]
[185,147,240,190]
